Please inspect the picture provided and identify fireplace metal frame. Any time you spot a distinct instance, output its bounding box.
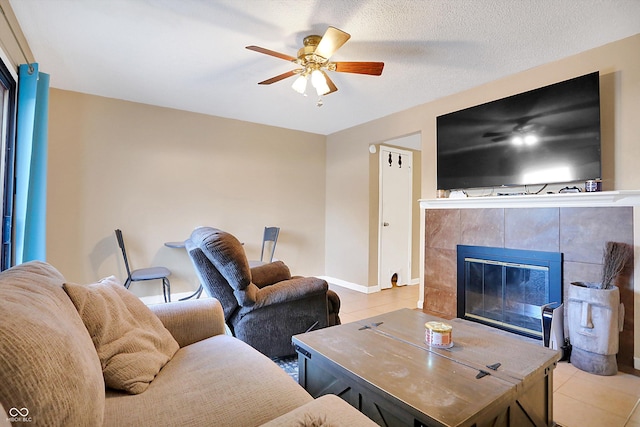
[456,245,563,339]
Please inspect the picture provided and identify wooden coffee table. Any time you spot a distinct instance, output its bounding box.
[292,309,560,427]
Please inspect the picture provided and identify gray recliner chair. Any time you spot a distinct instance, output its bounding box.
[186,226,340,358]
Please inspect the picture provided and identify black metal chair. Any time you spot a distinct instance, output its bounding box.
[249,226,280,268]
[260,226,280,263]
[115,229,171,302]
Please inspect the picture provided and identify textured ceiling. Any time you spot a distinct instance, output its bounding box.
[8,0,640,135]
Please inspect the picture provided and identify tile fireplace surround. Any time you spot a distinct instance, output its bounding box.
[419,190,640,373]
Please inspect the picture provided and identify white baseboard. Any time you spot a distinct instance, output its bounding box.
[140,291,204,305]
[319,276,421,294]
[635,356,640,370]
[318,276,380,294]
[384,278,419,288]
[411,278,423,308]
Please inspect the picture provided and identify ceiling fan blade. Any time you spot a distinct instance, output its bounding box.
[482,132,507,138]
[314,26,351,60]
[321,71,338,95]
[246,45,296,62]
[333,61,384,76]
[258,70,298,85]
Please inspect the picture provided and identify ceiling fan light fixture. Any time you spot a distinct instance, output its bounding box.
[511,133,539,146]
[511,135,524,146]
[291,74,308,94]
[310,69,330,96]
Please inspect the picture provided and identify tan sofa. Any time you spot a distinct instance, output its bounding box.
[0,261,375,426]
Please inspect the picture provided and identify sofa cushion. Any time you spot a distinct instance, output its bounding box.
[64,276,179,394]
[260,394,378,426]
[0,261,105,426]
[103,335,313,426]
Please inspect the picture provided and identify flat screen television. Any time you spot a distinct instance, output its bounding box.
[436,72,601,191]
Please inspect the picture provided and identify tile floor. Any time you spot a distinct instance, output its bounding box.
[329,283,640,427]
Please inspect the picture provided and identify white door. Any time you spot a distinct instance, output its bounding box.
[379,146,412,289]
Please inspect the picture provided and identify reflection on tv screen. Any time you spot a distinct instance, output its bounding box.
[436,72,601,191]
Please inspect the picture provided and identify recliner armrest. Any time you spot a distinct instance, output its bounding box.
[249,277,328,310]
[149,298,226,347]
[250,260,291,288]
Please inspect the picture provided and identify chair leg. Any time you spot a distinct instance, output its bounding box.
[163,277,171,303]
[179,284,203,301]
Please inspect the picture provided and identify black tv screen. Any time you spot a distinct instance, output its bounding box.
[436,72,601,191]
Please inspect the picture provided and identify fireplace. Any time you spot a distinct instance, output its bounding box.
[457,245,562,339]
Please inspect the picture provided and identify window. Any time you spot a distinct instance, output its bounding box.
[0,58,17,269]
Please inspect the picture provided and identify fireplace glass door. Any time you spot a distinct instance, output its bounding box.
[465,258,549,337]
[457,245,562,339]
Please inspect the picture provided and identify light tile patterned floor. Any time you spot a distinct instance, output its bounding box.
[329,283,640,427]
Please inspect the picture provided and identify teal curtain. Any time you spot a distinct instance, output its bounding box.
[14,63,49,264]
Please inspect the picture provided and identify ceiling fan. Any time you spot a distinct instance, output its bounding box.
[481,100,600,145]
[246,26,384,99]
[483,122,543,145]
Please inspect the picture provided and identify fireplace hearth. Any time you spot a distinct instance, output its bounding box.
[457,245,562,339]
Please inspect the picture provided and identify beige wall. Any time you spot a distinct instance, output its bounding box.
[326,33,640,289]
[47,90,326,296]
[326,124,425,287]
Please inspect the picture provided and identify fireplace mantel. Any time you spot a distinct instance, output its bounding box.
[420,190,640,209]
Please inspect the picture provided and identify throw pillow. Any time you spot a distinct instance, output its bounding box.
[64,276,179,394]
